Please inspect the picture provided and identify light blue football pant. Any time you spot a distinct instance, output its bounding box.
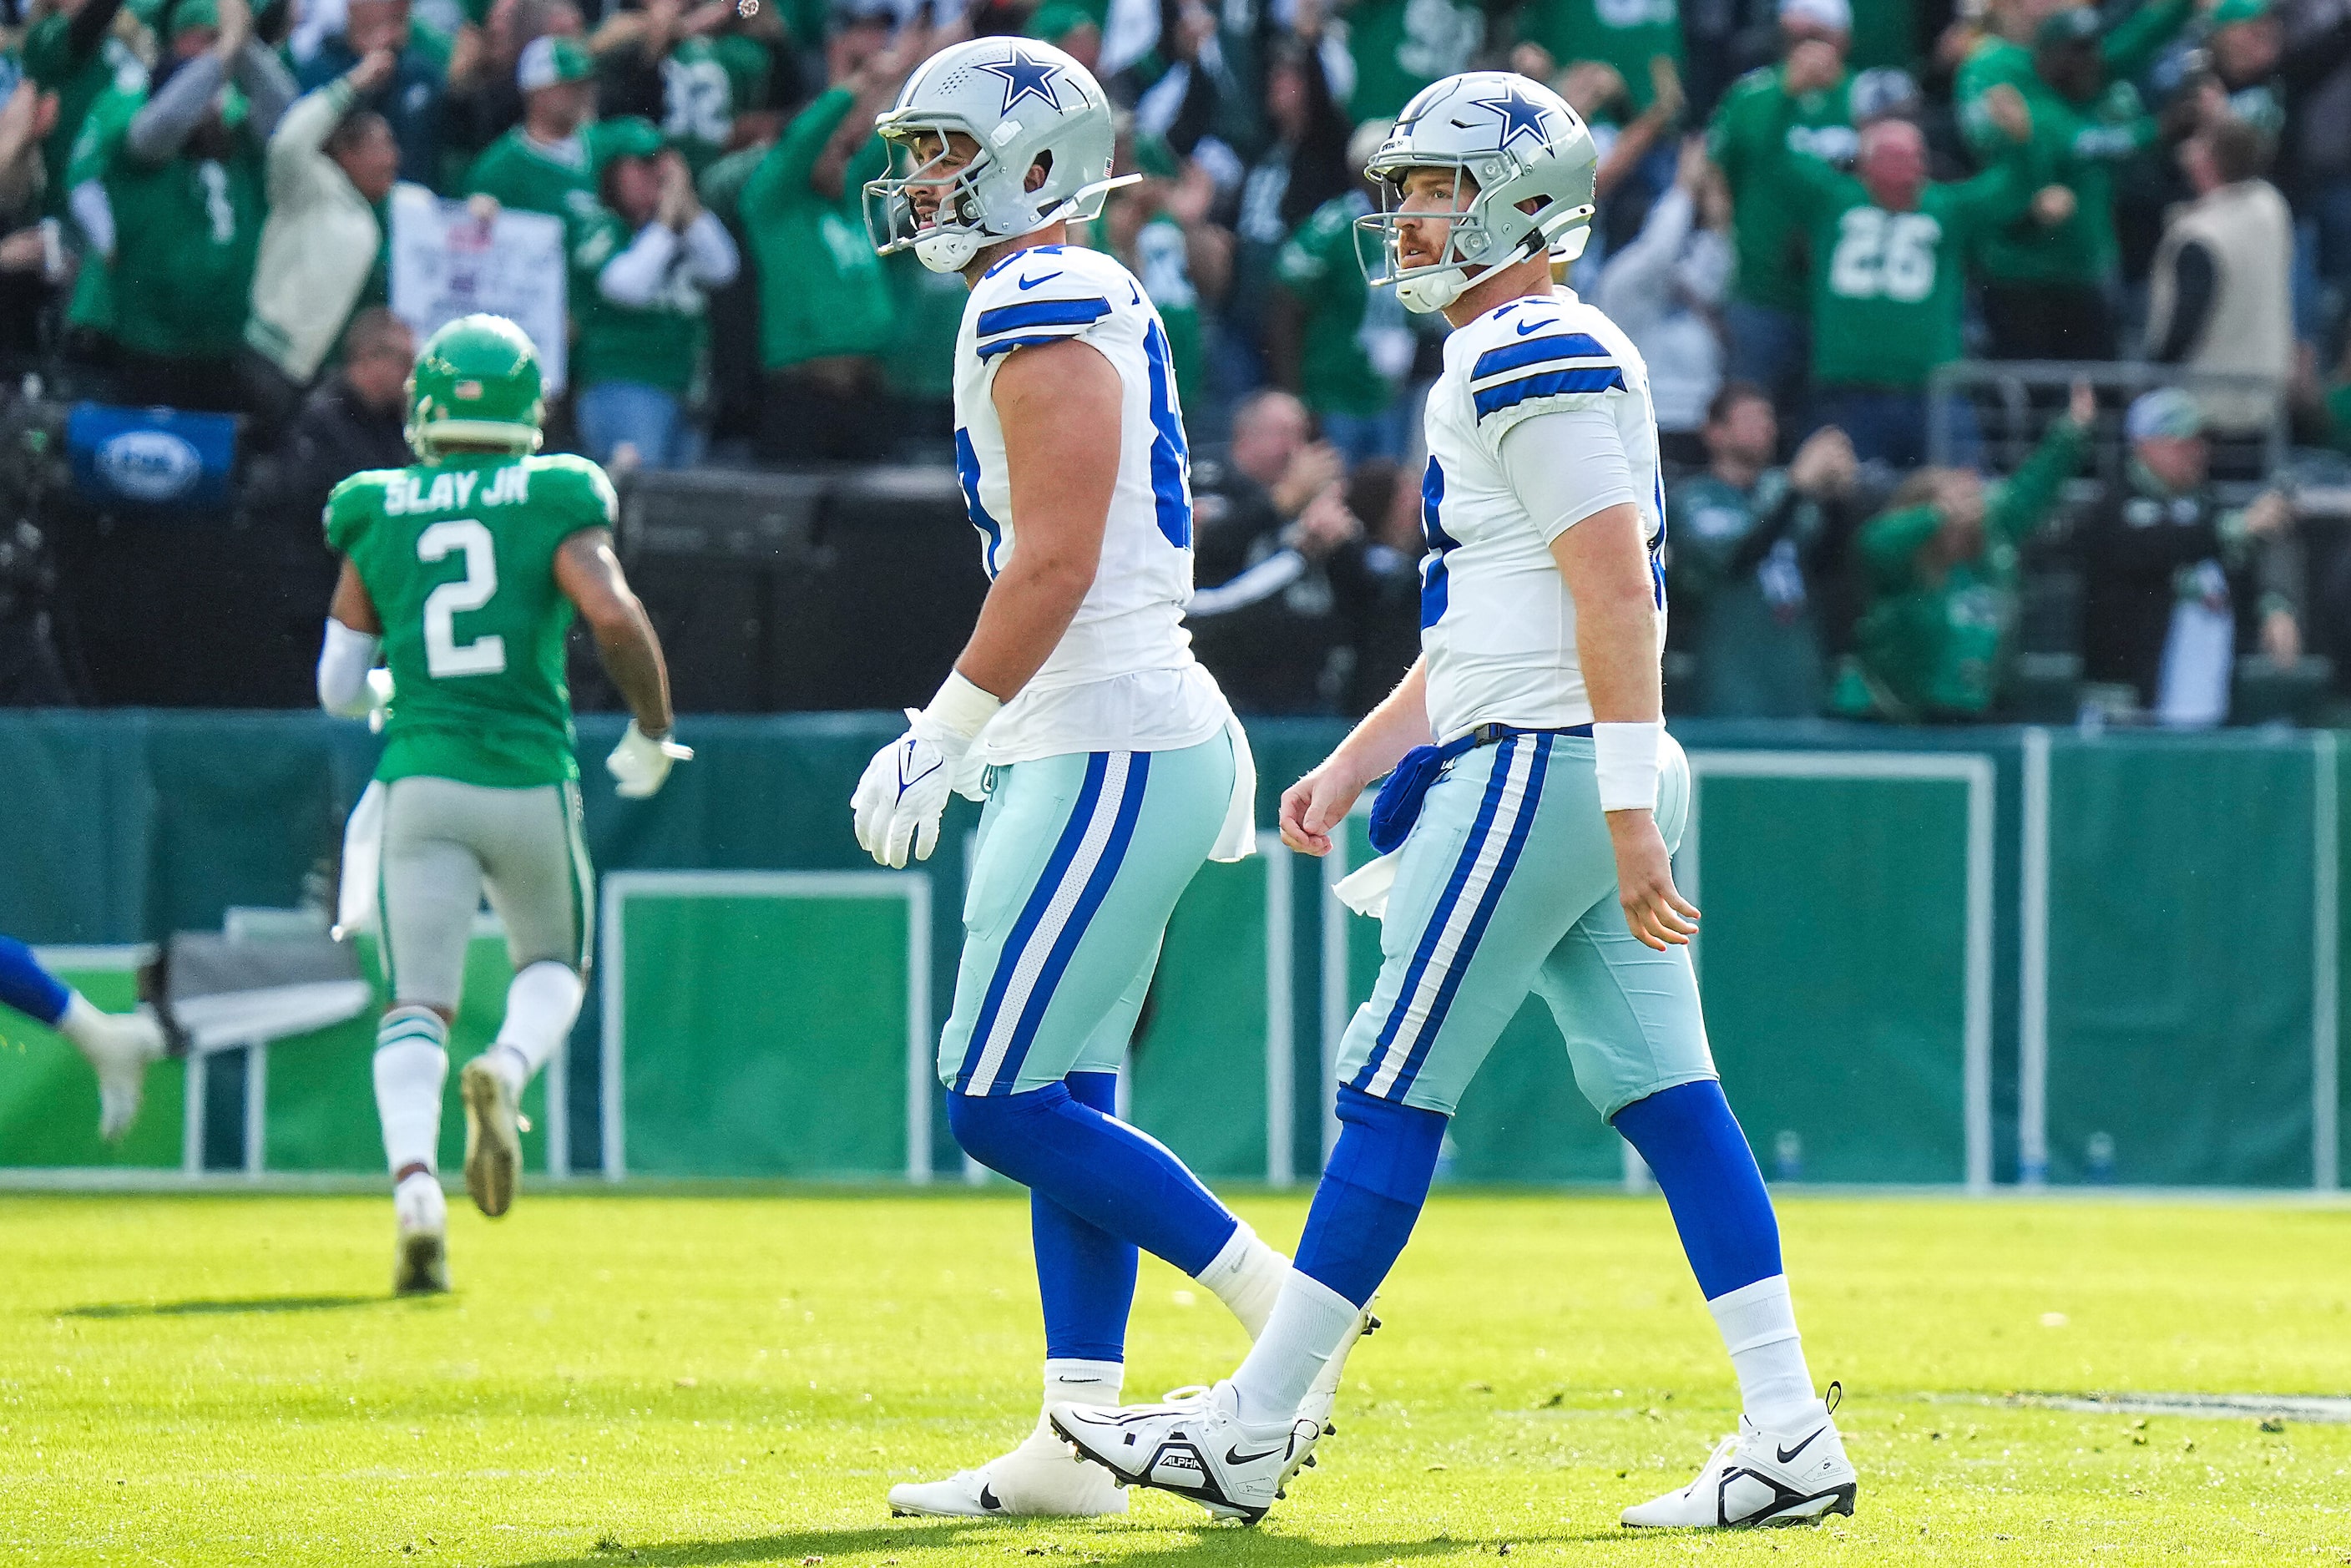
[938,731,1236,1096]
[1333,731,1714,1118]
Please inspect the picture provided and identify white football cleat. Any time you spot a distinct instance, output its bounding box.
[1049,1380,1321,1524]
[889,1421,1128,1517]
[66,1002,167,1141]
[459,1057,522,1218]
[1620,1385,1857,1530]
[392,1172,449,1297]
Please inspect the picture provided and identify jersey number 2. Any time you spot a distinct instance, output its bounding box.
[417,519,508,679]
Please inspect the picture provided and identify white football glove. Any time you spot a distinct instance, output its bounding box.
[364,668,395,733]
[852,710,972,868]
[608,721,693,798]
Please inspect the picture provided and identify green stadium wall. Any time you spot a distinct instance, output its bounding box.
[0,713,2340,1190]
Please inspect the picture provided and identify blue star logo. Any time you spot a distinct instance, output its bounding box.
[1470,84,1554,151]
[978,48,1063,115]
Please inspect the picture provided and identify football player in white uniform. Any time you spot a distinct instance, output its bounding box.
[1051,73,1857,1530]
[852,37,1367,1520]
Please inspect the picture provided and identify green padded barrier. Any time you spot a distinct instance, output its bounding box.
[604,871,928,1181]
[1682,757,1990,1186]
[0,953,184,1168]
[2042,736,2317,1187]
[1125,838,1290,1186]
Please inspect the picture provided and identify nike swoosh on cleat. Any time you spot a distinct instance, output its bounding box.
[1225,1444,1286,1465]
[1017,271,1063,290]
[978,1485,1003,1511]
[1776,1426,1829,1465]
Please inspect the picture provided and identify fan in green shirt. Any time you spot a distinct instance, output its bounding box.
[1706,37,1856,317]
[1833,387,2091,721]
[22,0,149,221]
[660,31,773,173]
[1790,99,2042,394]
[1339,0,1481,120]
[61,80,139,340]
[1271,188,1407,429]
[463,37,655,231]
[740,82,894,373]
[1518,0,1681,110]
[1953,0,2193,291]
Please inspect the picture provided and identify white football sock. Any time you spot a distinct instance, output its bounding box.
[1020,1359,1123,1455]
[1708,1273,1825,1432]
[56,992,110,1053]
[374,1006,449,1179]
[1228,1267,1359,1427]
[486,960,584,1097]
[1196,1222,1289,1338]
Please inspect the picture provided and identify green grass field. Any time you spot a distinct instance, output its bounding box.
[8,1189,2351,1565]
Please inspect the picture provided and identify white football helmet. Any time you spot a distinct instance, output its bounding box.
[864,37,1134,273]
[1355,71,1599,314]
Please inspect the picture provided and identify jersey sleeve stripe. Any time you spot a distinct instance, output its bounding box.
[976,332,1098,361]
[1473,366,1627,418]
[1470,332,1612,382]
[975,296,1112,338]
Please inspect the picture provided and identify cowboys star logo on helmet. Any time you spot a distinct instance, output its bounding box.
[1353,71,1599,314]
[862,37,1135,274]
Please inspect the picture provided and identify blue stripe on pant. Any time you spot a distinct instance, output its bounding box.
[1350,733,1551,1100]
[954,752,1150,1095]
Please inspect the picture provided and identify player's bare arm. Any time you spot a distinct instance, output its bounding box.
[554,528,675,740]
[1280,660,1431,857]
[953,336,1118,700]
[1551,503,1698,952]
[328,557,383,635]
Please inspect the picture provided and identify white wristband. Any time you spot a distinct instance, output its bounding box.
[1592,721,1664,813]
[923,670,1004,741]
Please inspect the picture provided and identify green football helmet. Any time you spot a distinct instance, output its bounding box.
[405,314,545,458]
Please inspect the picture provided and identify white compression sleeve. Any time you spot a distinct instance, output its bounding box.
[1495,407,1639,544]
[316,619,382,717]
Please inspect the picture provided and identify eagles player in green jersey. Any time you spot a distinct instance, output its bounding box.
[319,314,690,1295]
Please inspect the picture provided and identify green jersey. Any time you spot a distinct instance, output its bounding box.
[569,205,708,396]
[105,111,264,359]
[1519,0,1681,109]
[1954,0,2189,286]
[22,10,148,220]
[741,87,893,371]
[1792,153,2033,388]
[1342,0,1481,119]
[326,453,616,789]
[1707,64,1856,313]
[882,247,969,402]
[1847,0,1918,72]
[1834,418,2084,719]
[63,83,139,336]
[660,34,771,173]
[1275,190,1403,419]
[463,119,652,230]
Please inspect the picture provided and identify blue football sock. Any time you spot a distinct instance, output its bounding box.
[1292,1085,1450,1307]
[1029,1072,1139,1363]
[1611,1078,1782,1300]
[950,1080,1238,1279]
[0,935,71,1028]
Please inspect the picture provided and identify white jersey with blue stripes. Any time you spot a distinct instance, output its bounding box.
[1417,286,1667,742]
[953,242,1229,764]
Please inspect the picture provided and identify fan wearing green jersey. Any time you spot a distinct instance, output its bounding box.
[317,315,689,1296]
[1783,87,2052,468]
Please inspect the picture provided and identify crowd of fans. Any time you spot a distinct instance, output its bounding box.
[0,0,2343,722]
